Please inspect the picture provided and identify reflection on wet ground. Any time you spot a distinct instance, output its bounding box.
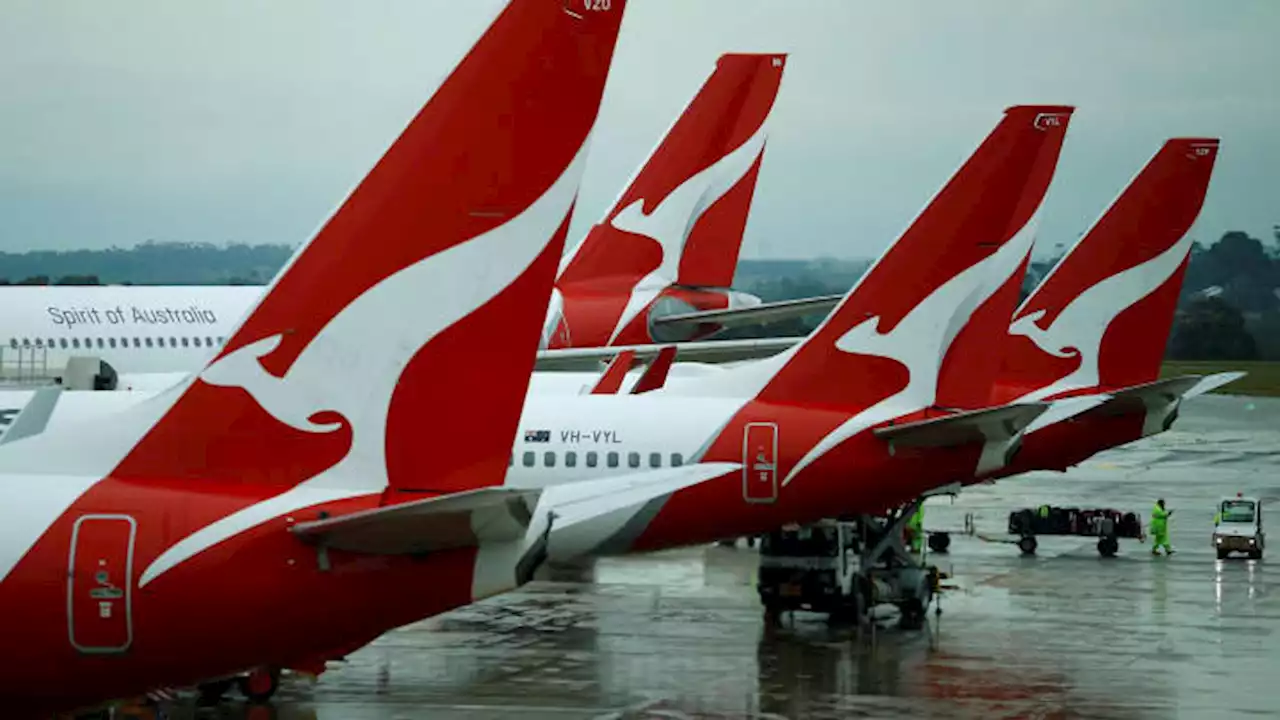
[147,395,1279,719]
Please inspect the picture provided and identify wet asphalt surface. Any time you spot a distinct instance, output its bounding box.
[145,395,1279,719]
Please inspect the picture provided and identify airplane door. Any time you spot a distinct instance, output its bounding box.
[743,422,778,504]
[68,514,136,654]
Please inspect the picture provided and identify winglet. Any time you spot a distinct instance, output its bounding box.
[0,386,62,446]
[631,346,677,394]
[589,350,637,394]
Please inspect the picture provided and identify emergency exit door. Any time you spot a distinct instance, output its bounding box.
[743,422,778,504]
[68,514,136,654]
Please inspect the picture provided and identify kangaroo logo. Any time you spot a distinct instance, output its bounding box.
[138,144,590,588]
[781,210,1041,485]
[1009,231,1194,402]
[606,123,769,343]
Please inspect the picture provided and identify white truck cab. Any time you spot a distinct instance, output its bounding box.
[1213,494,1264,560]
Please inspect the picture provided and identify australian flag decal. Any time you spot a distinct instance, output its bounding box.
[524,429,551,443]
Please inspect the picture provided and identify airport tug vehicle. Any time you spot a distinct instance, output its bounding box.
[1214,494,1264,560]
[755,498,944,630]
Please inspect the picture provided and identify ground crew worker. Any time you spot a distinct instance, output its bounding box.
[1151,498,1175,555]
[907,504,925,554]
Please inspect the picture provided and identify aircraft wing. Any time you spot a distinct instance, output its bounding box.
[651,293,842,334]
[534,337,800,371]
[538,462,741,560]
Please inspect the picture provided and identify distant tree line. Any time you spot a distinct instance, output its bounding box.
[0,240,292,286]
[726,231,1280,362]
[1,232,1276,361]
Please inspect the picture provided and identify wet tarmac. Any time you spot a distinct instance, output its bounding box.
[148,394,1279,719]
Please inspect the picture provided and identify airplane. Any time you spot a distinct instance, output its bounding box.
[0,1,738,714]
[0,51,793,389]
[0,104,1079,574]
[975,136,1244,484]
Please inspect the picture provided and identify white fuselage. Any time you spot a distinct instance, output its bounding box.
[0,387,746,490]
[0,285,734,393]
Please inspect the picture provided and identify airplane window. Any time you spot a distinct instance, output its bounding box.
[522,451,535,468]
[181,337,189,348]
[544,451,556,468]
[120,337,128,347]
[108,338,117,348]
[34,339,43,348]
[565,451,577,468]
[206,336,214,346]
[47,338,55,348]
[607,452,619,468]
[132,338,140,348]
[628,452,640,468]
[169,337,177,347]
[59,339,68,349]
[22,338,30,347]
[671,453,683,467]
[649,452,661,468]
[95,338,104,349]
[508,453,513,467]
[7,339,15,349]
[145,337,153,348]
[586,451,598,468]
[217,336,226,345]
[71,339,80,349]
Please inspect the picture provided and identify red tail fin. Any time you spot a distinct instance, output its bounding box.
[552,53,786,346]
[109,0,626,498]
[996,138,1220,402]
[744,106,1073,414]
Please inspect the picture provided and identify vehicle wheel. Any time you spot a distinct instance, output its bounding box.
[897,598,925,630]
[197,678,235,706]
[1097,536,1118,558]
[763,603,783,626]
[1249,550,1262,560]
[238,667,282,704]
[1217,549,1230,560]
[928,532,951,554]
[1018,536,1037,556]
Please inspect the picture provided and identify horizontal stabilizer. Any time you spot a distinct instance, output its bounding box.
[874,403,1049,449]
[875,402,1049,476]
[0,386,62,446]
[1023,394,1113,435]
[1182,371,1246,399]
[290,487,540,555]
[535,336,799,371]
[651,293,842,333]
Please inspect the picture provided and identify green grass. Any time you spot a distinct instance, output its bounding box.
[1160,360,1280,397]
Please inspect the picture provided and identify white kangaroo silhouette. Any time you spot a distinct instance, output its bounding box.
[1010,231,1193,402]
[140,143,590,588]
[606,123,769,343]
[781,209,1041,485]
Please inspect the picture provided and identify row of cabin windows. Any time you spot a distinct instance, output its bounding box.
[8,336,227,351]
[511,450,684,470]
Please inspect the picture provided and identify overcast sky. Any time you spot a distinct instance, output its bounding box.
[1,0,1276,260]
